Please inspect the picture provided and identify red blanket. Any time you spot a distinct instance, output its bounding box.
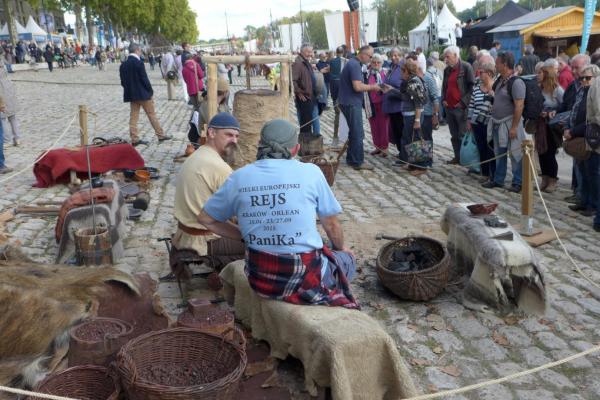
[33,144,145,188]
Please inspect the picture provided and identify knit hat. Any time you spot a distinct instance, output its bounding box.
[208,112,240,131]
[256,119,298,160]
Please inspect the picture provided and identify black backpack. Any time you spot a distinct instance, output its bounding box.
[493,76,544,121]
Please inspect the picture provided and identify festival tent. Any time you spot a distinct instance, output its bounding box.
[0,19,28,42]
[408,4,461,51]
[462,1,530,50]
[23,16,49,43]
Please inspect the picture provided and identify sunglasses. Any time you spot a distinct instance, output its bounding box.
[579,76,593,82]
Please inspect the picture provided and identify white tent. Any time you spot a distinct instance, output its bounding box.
[0,24,7,36]
[409,4,461,51]
[25,16,47,36]
[15,19,27,35]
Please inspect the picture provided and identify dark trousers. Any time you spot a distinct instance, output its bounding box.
[47,61,53,72]
[295,97,314,134]
[472,122,496,179]
[582,154,600,212]
[237,65,241,76]
[227,69,233,84]
[330,79,340,105]
[339,104,365,166]
[538,131,559,179]
[388,112,404,156]
[446,107,467,160]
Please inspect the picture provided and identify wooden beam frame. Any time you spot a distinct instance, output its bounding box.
[204,55,293,122]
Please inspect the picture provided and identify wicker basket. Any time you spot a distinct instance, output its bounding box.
[69,317,133,367]
[376,236,450,301]
[301,156,339,186]
[176,299,235,338]
[117,327,247,400]
[28,365,119,400]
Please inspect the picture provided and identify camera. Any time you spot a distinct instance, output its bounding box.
[475,113,489,125]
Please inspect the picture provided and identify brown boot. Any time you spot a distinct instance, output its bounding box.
[538,175,548,191]
[543,177,558,193]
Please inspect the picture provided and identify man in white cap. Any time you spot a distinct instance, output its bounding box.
[173,112,240,256]
[199,119,358,308]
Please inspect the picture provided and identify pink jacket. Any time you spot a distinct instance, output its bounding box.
[182,60,204,96]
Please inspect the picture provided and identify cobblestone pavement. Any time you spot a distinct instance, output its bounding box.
[2,64,600,399]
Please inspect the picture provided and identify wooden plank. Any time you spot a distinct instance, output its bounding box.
[203,55,294,64]
[207,63,218,122]
[79,105,88,146]
[514,225,559,247]
[279,62,290,120]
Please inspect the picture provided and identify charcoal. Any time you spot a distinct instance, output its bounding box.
[388,241,439,272]
[387,261,413,272]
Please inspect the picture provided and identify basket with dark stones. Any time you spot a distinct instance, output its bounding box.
[376,236,450,301]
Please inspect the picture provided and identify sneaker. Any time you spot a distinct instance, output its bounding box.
[482,181,503,189]
[132,139,149,147]
[569,203,586,212]
[593,224,600,232]
[446,158,459,165]
[0,166,13,174]
[352,163,374,171]
[507,185,521,193]
[158,134,173,142]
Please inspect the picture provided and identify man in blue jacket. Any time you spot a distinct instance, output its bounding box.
[120,43,172,146]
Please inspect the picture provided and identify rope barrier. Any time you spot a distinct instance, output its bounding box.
[402,343,600,399]
[524,148,600,290]
[0,385,78,400]
[0,113,78,185]
[391,150,510,171]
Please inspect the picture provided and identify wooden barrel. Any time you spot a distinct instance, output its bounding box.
[74,226,112,265]
[232,89,284,168]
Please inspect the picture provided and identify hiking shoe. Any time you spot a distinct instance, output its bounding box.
[507,185,521,193]
[578,208,596,217]
[482,181,503,189]
[352,163,374,171]
[564,195,579,204]
[158,134,173,142]
[0,166,13,174]
[132,139,149,147]
[569,203,586,212]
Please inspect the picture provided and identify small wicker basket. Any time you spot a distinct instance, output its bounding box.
[117,327,247,400]
[301,156,339,186]
[69,317,133,367]
[28,365,119,400]
[376,236,450,301]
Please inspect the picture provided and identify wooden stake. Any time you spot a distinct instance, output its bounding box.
[207,63,218,122]
[280,61,290,120]
[245,58,251,89]
[521,139,534,217]
[79,105,88,146]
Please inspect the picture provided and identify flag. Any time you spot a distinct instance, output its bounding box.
[581,0,598,54]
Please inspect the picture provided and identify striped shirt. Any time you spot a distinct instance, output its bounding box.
[468,80,494,124]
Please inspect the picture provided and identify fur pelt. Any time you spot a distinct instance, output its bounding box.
[0,244,139,389]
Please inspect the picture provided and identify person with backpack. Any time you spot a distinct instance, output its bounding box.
[483,51,527,193]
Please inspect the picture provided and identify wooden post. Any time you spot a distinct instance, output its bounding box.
[207,63,218,122]
[520,139,539,236]
[79,105,88,146]
[280,61,290,120]
[245,59,251,89]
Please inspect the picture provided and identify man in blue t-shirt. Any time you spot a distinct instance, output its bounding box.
[338,45,387,170]
[198,119,357,306]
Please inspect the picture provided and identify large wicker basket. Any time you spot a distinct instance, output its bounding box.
[376,236,450,301]
[28,365,119,400]
[117,327,247,400]
[301,156,339,186]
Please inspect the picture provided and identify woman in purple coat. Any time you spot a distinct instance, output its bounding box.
[366,54,390,157]
[382,48,404,163]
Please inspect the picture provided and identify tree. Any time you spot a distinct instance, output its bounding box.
[244,25,257,40]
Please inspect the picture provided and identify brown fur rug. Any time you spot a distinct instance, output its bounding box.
[0,244,140,391]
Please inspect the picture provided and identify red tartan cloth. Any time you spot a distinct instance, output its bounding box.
[33,144,145,188]
[246,246,359,309]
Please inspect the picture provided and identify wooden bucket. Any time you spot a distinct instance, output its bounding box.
[232,89,284,168]
[74,226,112,266]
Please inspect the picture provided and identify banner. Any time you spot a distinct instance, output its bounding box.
[581,0,598,54]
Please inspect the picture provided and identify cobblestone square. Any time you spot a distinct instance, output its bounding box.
[2,64,599,399]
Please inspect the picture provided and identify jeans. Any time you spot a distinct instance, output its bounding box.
[339,103,364,166]
[575,160,584,200]
[312,104,321,135]
[493,128,522,187]
[472,122,496,180]
[329,79,340,105]
[446,107,467,160]
[582,154,599,212]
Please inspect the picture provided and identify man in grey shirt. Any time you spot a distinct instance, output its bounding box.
[518,45,540,76]
[483,51,526,193]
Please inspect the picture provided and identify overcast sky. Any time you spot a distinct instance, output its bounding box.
[194,0,478,41]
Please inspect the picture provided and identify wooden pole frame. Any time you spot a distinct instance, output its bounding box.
[79,105,88,146]
[203,55,294,122]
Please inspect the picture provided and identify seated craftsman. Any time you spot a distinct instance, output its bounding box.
[198,119,358,308]
[173,112,240,256]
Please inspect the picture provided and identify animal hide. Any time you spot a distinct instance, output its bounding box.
[441,204,547,314]
[0,244,140,390]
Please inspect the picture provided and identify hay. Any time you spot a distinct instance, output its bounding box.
[232,89,283,168]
